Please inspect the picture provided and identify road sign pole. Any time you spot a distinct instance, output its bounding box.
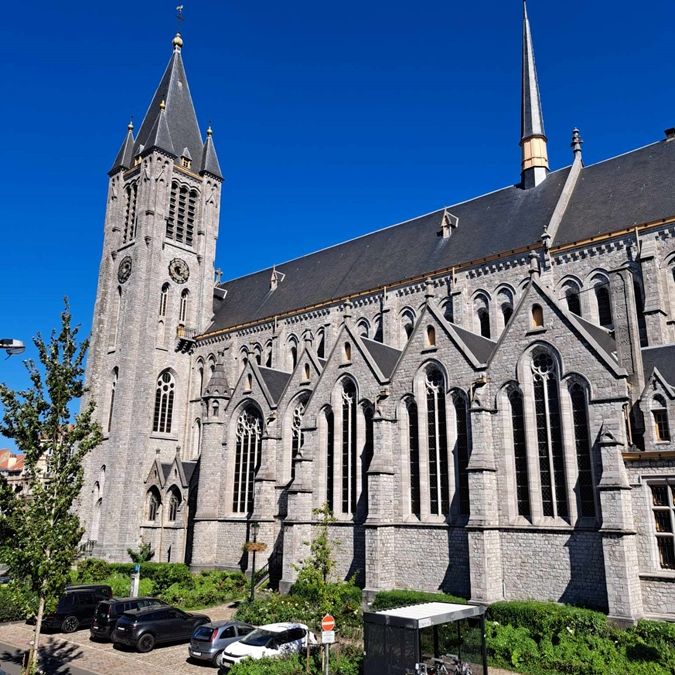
[321,614,336,675]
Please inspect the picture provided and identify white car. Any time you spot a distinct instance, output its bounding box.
[218,622,317,670]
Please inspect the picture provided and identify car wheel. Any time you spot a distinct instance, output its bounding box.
[212,651,223,667]
[61,616,79,633]
[137,633,155,653]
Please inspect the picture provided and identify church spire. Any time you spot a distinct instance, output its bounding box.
[132,33,203,166]
[520,0,549,189]
[109,121,135,175]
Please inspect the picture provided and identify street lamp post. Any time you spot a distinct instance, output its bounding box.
[249,521,260,603]
[0,339,25,357]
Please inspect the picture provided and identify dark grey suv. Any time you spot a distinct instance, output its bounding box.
[188,620,254,666]
[112,605,210,653]
[42,585,113,633]
[90,597,168,640]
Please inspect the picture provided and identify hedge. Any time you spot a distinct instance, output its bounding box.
[76,559,192,594]
[228,647,363,675]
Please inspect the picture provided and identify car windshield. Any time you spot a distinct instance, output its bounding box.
[240,629,279,647]
[96,604,111,618]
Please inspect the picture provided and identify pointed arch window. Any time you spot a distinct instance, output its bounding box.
[232,406,263,514]
[474,295,491,338]
[317,330,326,359]
[192,418,202,457]
[109,286,122,350]
[159,283,169,317]
[570,382,596,517]
[357,319,370,338]
[341,380,358,514]
[373,315,383,343]
[453,393,471,516]
[167,181,198,247]
[406,398,421,518]
[264,341,273,368]
[595,284,612,328]
[652,395,671,442]
[426,369,449,516]
[634,280,648,347]
[564,281,582,316]
[442,299,454,324]
[531,304,544,328]
[532,352,567,519]
[147,488,161,522]
[123,180,138,243]
[401,310,416,343]
[153,369,176,433]
[168,487,181,522]
[108,367,118,433]
[325,408,335,511]
[501,304,514,326]
[362,403,374,518]
[291,398,307,482]
[179,289,189,323]
[426,325,436,347]
[508,387,531,518]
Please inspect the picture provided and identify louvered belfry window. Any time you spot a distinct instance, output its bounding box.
[153,369,175,433]
[123,181,138,243]
[232,407,262,514]
[166,181,198,246]
[426,369,449,516]
[532,352,568,519]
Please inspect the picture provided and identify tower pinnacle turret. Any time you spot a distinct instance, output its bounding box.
[520,0,548,189]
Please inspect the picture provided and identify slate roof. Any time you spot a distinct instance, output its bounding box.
[258,367,292,404]
[133,47,203,167]
[110,124,135,175]
[182,461,198,484]
[361,338,401,379]
[201,131,223,179]
[451,324,496,364]
[573,315,617,359]
[554,140,675,246]
[642,344,675,386]
[208,166,571,333]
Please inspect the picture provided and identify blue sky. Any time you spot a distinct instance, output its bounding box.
[1,0,674,450]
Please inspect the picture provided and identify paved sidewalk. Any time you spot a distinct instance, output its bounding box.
[0,603,237,675]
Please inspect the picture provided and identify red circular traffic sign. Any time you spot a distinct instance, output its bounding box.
[321,614,335,631]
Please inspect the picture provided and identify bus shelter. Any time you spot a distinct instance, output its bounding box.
[363,602,488,675]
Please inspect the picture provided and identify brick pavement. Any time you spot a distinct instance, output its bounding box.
[0,604,237,675]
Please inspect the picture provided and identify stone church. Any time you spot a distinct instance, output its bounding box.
[80,4,675,623]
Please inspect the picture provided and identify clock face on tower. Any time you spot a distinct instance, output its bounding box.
[117,256,133,284]
[168,258,190,284]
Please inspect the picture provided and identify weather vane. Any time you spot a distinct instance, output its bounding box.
[176,4,184,26]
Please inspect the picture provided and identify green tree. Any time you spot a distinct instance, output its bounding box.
[127,539,155,563]
[294,503,337,587]
[0,303,102,673]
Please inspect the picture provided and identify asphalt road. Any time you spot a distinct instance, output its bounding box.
[0,640,93,675]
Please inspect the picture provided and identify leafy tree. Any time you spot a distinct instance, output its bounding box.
[0,303,102,673]
[294,503,337,587]
[127,540,155,563]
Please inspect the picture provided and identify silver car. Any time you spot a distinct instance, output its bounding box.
[189,620,254,666]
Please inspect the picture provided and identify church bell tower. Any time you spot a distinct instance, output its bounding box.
[80,34,223,560]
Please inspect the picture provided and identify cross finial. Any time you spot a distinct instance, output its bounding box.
[159,99,166,111]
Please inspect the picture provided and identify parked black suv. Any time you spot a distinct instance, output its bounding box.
[112,605,210,653]
[43,585,113,633]
[90,597,168,640]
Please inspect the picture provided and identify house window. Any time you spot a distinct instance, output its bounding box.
[532,352,568,519]
[426,369,449,516]
[653,396,671,442]
[152,369,175,433]
[406,398,421,518]
[325,408,335,511]
[454,394,471,516]
[159,283,169,317]
[291,398,307,482]
[426,325,436,347]
[166,181,198,247]
[179,289,189,323]
[168,487,181,522]
[108,368,118,433]
[341,380,358,514]
[508,387,530,518]
[123,181,138,243]
[147,488,161,522]
[570,382,595,517]
[232,407,263,514]
[651,482,675,569]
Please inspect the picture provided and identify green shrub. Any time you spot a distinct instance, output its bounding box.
[227,647,363,675]
[76,558,114,582]
[370,589,467,612]
[228,655,305,675]
[0,584,35,621]
[160,571,246,609]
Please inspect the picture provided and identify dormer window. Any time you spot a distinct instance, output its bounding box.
[133,155,142,167]
[181,157,191,169]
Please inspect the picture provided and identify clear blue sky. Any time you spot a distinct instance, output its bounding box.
[1,0,674,450]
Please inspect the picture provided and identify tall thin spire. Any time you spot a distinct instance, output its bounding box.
[520,0,549,189]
